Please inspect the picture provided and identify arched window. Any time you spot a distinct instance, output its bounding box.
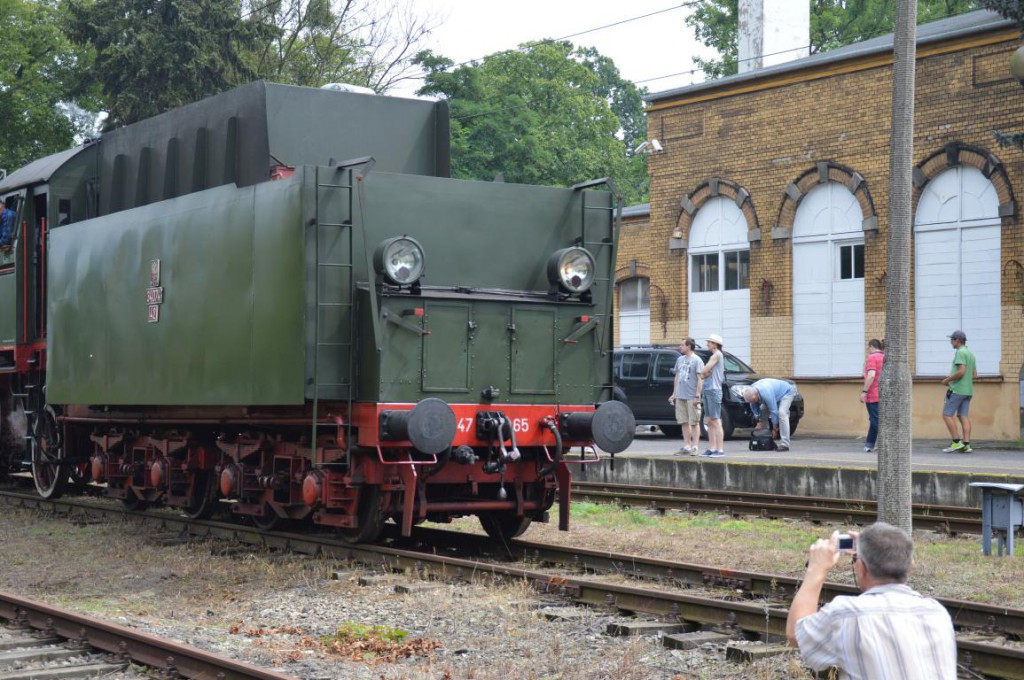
[618,277,650,346]
[915,166,1000,375]
[688,196,751,361]
[792,182,865,377]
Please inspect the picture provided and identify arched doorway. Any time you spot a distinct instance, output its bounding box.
[688,196,750,360]
[792,182,864,376]
[915,166,1000,375]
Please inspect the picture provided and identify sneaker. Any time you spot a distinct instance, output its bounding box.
[959,443,973,453]
[942,441,965,453]
[707,450,725,458]
[864,446,873,453]
[698,449,715,457]
[776,445,790,452]
[675,447,690,455]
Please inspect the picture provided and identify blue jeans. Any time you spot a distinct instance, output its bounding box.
[865,401,878,448]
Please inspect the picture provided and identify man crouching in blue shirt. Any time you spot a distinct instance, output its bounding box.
[786,523,956,680]
[742,378,798,451]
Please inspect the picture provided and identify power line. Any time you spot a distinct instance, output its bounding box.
[445,3,688,71]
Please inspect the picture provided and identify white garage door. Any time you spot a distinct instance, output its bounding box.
[688,197,750,361]
[792,182,865,376]
[915,166,1000,376]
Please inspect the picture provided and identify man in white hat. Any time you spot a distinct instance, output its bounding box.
[699,334,725,457]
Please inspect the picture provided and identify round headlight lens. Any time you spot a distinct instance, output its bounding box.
[374,236,425,286]
[548,247,596,294]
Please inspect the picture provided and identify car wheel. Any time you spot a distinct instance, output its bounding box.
[721,408,734,441]
[789,417,800,436]
[660,425,682,438]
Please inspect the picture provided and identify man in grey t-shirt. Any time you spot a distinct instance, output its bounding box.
[668,338,704,454]
[699,334,726,457]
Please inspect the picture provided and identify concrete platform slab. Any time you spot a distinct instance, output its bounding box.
[580,433,1024,506]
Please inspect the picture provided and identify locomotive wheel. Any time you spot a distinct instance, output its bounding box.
[252,503,284,531]
[121,488,149,511]
[479,511,532,542]
[338,484,387,544]
[183,471,219,520]
[31,404,68,499]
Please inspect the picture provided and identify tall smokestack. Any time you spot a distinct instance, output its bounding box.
[738,0,810,73]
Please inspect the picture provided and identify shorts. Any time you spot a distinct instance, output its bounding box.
[702,389,723,420]
[675,399,700,425]
[943,391,972,417]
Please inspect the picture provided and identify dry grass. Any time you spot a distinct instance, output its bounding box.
[442,502,1024,607]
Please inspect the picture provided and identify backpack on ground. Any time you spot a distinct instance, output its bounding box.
[749,427,777,451]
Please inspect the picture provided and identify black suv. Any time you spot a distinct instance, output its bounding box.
[613,346,804,440]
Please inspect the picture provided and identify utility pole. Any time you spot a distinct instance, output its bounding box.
[877,0,917,532]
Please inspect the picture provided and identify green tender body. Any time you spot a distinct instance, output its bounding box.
[46,177,306,405]
[46,167,616,407]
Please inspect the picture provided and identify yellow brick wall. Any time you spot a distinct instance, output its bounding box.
[618,31,1024,439]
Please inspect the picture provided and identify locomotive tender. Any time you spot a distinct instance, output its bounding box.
[0,81,633,542]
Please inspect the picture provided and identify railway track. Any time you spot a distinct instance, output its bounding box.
[0,590,296,680]
[1,488,1020,679]
[571,481,984,533]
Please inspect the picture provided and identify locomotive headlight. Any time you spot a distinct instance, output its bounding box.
[547,247,596,294]
[374,236,425,286]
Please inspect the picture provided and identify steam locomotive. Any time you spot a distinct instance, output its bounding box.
[0,81,633,542]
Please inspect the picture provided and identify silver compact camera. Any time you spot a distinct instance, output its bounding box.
[838,534,855,552]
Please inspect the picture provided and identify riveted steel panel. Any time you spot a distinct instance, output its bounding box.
[468,304,512,401]
[47,177,306,405]
[375,296,423,402]
[422,302,471,392]
[510,307,556,395]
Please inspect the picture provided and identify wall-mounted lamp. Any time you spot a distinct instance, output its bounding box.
[632,139,664,155]
[1011,45,1024,86]
[671,227,684,239]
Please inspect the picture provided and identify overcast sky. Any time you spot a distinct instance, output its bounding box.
[397,0,717,96]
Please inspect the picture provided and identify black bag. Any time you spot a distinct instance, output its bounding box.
[749,427,777,451]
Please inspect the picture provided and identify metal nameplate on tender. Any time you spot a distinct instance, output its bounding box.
[148,304,160,323]
[146,286,164,304]
[150,258,161,286]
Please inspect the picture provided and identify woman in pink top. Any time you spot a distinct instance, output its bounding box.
[860,339,884,452]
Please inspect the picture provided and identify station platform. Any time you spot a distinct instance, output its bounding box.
[576,431,1024,507]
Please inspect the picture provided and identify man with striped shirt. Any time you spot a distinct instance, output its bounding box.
[786,522,956,680]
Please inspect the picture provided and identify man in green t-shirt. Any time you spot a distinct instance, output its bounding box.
[940,330,977,453]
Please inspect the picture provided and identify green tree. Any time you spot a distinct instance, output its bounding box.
[686,0,980,78]
[979,0,1024,149]
[64,0,272,127]
[0,0,97,171]
[415,42,648,204]
[242,0,439,92]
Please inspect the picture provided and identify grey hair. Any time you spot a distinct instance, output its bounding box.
[742,387,758,402]
[856,522,913,583]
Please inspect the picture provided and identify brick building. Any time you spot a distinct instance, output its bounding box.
[615,10,1023,439]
